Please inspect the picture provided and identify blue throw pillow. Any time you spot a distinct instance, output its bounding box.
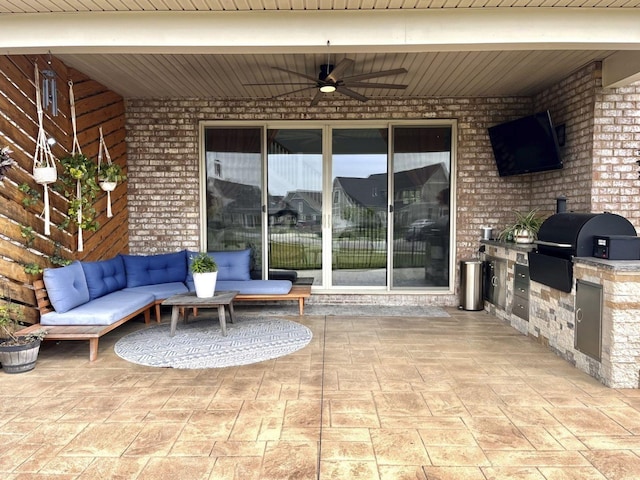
[43,261,90,313]
[212,250,251,281]
[186,249,251,284]
[81,256,127,300]
[121,250,188,287]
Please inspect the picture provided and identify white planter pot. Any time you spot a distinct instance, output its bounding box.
[33,166,57,184]
[100,181,117,192]
[514,229,535,244]
[193,271,217,298]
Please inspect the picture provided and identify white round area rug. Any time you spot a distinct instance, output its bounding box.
[114,317,312,369]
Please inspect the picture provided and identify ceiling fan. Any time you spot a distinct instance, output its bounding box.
[246,58,408,106]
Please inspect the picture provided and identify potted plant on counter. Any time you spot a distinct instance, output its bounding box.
[499,208,545,244]
[190,252,218,298]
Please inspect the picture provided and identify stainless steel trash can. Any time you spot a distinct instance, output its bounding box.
[459,259,483,311]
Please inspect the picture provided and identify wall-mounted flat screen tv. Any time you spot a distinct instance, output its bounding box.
[488,111,563,177]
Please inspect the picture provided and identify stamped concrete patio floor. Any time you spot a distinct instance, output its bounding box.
[1,308,640,480]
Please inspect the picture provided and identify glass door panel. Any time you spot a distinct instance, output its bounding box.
[204,127,263,274]
[267,129,323,285]
[331,128,388,287]
[392,126,452,287]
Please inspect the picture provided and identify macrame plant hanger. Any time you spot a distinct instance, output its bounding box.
[32,61,58,236]
[68,80,86,252]
[97,126,114,218]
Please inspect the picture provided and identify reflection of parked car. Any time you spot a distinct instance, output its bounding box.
[405,219,434,241]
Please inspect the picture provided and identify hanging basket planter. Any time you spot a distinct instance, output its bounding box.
[99,180,117,192]
[33,166,57,185]
[97,127,126,218]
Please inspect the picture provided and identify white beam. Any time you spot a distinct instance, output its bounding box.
[603,51,640,88]
[0,9,639,54]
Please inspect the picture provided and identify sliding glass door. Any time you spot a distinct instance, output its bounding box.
[267,129,323,285]
[331,128,388,287]
[202,122,453,291]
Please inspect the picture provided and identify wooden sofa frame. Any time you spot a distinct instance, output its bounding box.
[234,284,311,315]
[17,279,154,362]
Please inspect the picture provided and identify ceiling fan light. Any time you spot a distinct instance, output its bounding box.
[319,84,336,93]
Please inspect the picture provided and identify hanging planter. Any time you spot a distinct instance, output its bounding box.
[56,80,100,252]
[33,166,57,185]
[97,127,126,218]
[58,152,100,251]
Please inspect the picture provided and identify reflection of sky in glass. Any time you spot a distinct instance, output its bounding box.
[208,151,451,196]
[333,155,386,178]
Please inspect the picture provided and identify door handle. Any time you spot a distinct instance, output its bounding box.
[575,308,583,323]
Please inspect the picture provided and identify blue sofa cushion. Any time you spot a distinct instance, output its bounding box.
[124,282,189,300]
[40,290,155,326]
[121,250,188,287]
[43,261,90,313]
[187,279,292,295]
[187,249,251,283]
[81,256,127,300]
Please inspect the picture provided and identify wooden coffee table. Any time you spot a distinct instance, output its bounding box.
[162,291,238,337]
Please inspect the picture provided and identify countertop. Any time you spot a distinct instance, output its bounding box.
[479,239,640,271]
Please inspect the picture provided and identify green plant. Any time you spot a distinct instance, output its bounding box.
[498,208,545,242]
[23,263,43,275]
[0,291,46,346]
[98,163,126,183]
[49,243,72,266]
[58,153,100,231]
[20,225,35,247]
[18,183,41,207]
[190,252,218,273]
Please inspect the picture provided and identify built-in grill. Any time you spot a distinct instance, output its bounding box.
[528,212,636,292]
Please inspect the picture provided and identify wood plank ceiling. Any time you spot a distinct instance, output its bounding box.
[0,0,637,100]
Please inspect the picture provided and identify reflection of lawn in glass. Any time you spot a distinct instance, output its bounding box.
[334,251,387,269]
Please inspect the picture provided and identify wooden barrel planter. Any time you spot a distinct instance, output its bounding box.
[0,339,41,374]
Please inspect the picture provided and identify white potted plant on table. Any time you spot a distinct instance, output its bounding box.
[190,252,218,298]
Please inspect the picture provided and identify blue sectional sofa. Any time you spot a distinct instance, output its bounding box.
[24,249,299,361]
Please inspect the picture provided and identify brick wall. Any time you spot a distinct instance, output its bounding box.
[592,79,640,228]
[124,61,639,304]
[533,62,601,216]
[126,97,533,264]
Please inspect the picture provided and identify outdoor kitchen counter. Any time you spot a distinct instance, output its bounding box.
[574,256,640,271]
[479,240,640,389]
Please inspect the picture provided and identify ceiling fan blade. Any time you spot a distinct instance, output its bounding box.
[336,86,368,103]
[310,90,324,106]
[244,82,315,86]
[272,86,317,99]
[272,66,318,83]
[342,68,408,82]
[326,58,354,83]
[344,81,408,89]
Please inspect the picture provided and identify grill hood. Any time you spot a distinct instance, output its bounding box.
[529,212,636,292]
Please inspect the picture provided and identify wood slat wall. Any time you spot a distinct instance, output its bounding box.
[0,54,129,325]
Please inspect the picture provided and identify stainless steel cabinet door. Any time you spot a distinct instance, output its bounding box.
[575,280,602,361]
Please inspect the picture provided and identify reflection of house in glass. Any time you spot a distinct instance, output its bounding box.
[332,163,449,232]
[207,178,261,229]
[394,163,449,226]
[333,175,388,232]
[270,190,322,230]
